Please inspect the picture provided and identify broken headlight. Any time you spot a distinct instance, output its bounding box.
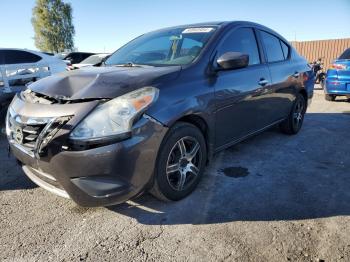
[69,87,159,141]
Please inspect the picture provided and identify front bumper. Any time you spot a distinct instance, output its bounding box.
[7,94,168,207]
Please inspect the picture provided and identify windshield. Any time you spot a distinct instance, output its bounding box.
[339,48,350,60]
[80,55,106,64]
[105,26,217,66]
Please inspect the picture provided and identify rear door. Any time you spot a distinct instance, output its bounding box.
[213,27,271,148]
[257,31,298,123]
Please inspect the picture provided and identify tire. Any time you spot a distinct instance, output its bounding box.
[320,79,325,89]
[280,93,306,135]
[325,94,336,101]
[150,122,207,201]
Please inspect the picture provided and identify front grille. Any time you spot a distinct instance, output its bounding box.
[6,108,71,158]
[20,123,46,149]
[7,110,49,155]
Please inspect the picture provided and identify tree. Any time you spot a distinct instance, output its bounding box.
[32,0,75,53]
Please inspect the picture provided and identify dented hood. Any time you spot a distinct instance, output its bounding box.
[29,65,181,100]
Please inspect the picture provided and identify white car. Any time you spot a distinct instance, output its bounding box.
[71,53,110,70]
[0,48,66,90]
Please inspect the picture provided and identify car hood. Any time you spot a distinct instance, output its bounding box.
[29,65,181,100]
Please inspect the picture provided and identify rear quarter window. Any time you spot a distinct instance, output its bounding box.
[280,41,290,59]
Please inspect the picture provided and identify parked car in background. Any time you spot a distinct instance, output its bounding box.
[324,48,350,101]
[41,52,54,56]
[6,21,313,207]
[55,52,95,70]
[0,48,66,122]
[70,53,110,70]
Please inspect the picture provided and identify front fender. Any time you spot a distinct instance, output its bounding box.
[145,81,216,160]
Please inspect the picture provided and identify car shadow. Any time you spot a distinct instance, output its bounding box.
[0,132,37,191]
[1,113,350,224]
[0,169,37,191]
[108,112,350,225]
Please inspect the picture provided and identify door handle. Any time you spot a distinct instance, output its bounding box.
[258,79,269,86]
[293,72,300,78]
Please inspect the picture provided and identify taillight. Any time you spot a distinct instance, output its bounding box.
[330,64,347,70]
[303,73,308,82]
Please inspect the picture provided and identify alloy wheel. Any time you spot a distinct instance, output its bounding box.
[166,136,202,191]
[293,98,305,129]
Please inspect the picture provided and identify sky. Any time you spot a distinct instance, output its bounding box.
[1,0,350,53]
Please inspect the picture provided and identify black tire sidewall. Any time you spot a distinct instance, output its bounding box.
[291,93,306,133]
[155,122,207,201]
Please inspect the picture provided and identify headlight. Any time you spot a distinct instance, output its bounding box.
[70,86,159,141]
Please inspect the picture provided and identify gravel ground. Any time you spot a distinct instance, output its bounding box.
[1,87,350,262]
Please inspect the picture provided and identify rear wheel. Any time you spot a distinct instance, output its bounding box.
[325,94,336,101]
[280,93,306,135]
[150,122,207,201]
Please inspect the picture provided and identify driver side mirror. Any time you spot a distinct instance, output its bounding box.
[216,52,249,71]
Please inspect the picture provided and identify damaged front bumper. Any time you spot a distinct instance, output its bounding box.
[6,93,168,207]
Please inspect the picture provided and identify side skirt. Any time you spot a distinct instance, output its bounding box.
[214,118,286,154]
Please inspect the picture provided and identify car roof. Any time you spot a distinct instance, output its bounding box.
[0,48,52,58]
[153,20,274,29]
[0,48,42,52]
[147,21,289,45]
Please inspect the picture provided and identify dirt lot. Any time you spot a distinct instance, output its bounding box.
[1,87,350,262]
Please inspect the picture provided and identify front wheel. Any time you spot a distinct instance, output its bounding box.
[280,93,306,135]
[150,122,207,201]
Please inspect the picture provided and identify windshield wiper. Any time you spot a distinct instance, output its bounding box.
[113,62,153,68]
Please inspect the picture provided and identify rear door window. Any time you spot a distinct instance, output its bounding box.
[3,50,41,64]
[218,27,261,65]
[260,31,285,63]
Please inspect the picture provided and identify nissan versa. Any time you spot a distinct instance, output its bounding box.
[6,21,313,207]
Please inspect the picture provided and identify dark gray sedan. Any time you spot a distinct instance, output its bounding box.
[6,21,313,206]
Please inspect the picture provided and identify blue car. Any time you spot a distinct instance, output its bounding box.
[324,48,350,101]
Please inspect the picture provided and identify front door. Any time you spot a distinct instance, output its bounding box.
[213,27,271,148]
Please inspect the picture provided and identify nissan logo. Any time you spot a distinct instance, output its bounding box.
[14,126,24,144]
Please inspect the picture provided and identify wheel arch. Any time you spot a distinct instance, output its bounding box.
[170,114,214,163]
